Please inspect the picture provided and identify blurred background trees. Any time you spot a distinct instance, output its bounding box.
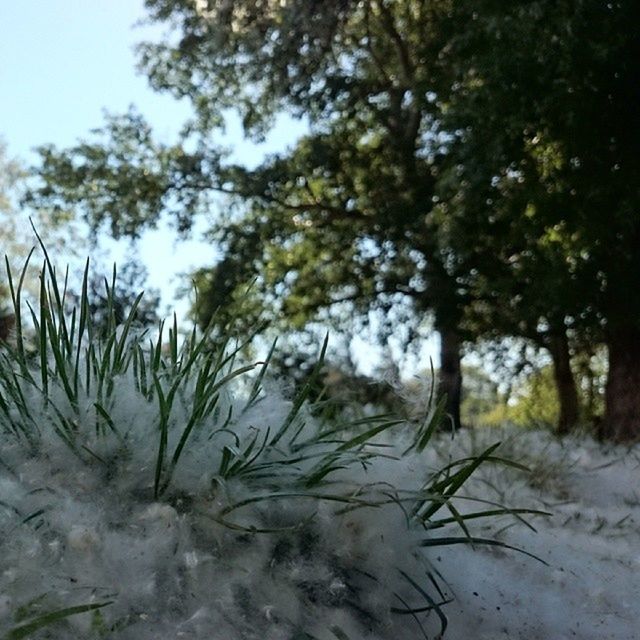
[22,0,639,440]
[437,0,639,440]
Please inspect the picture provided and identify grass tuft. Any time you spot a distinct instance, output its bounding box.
[0,247,543,639]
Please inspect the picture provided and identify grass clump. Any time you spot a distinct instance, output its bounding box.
[0,243,541,640]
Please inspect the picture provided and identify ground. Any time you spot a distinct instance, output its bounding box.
[1,414,638,639]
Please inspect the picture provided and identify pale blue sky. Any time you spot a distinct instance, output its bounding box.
[0,1,438,372]
[0,0,305,306]
[0,1,303,161]
[0,1,186,159]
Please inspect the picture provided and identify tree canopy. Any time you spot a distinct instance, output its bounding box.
[26,0,640,439]
[436,0,639,438]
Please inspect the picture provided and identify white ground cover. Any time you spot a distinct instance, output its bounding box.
[1,399,638,639]
[434,428,640,640]
[0,249,636,639]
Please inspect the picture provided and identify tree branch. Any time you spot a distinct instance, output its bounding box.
[375,0,415,87]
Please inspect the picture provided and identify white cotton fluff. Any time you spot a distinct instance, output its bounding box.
[1,353,639,640]
[0,365,440,640]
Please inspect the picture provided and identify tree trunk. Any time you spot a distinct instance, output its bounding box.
[602,326,640,441]
[437,326,463,431]
[547,331,579,435]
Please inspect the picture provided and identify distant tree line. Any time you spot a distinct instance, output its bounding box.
[23,0,639,440]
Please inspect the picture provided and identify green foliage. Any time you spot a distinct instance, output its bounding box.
[24,1,640,436]
[507,367,561,430]
[6,600,114,640]
[81,259,161,338]
[438,0,639,339]
[1,141,28,326]
[460,366,501,427]
[463,359,607,431]
[27,1,462,345]
[0,140,23,215]
[25,109,221,239]
[1,139,86,337]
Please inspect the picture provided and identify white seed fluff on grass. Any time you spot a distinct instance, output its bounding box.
[2,250,524,640]
[2,252,637,639]
[0,368,459,640]
[432,428,640,640]
[3,391,638,640]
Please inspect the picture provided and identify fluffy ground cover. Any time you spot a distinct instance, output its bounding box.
[0,249,638,639]
[433,429,640,640]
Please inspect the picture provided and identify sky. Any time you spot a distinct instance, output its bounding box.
[0,0,438,373]
[0,0,305,303]
[0,1,306,312]
[1,2,182,156]
[0,1,306,163]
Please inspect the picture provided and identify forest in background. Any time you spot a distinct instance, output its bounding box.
[1,0,638,441]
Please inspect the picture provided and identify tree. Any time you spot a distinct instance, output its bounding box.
[27,0,469,429]
[1,141,33,341]
[76,258,162,339]
[434,178,586,434]
[436,0,639,440]
[1,137,157,347]
[26,0,639,440]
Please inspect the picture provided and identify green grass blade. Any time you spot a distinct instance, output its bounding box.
[6,601,114,639]
[418,536,548,564]
[5,248,35,373]
[398,569,448,638]
[416,443,502,523]
[407,394,448,455]
[270,334,328,447]
[243,337,277,413]
[336,419,404,452]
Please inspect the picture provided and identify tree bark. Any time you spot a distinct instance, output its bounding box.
[602,326,640,442]
[547,331,580,435]
[437,325,463,431]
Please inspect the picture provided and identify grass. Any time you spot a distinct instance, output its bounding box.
[0,241,543,639]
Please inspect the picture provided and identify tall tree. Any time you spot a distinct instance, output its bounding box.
[28,0,469,429]
[438,0,639,440]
